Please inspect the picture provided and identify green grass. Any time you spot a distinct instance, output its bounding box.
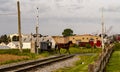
[106,51,120,72]
[0,47,101,66]
[0,58,29,65]
[0,49,56,65]
[0,49,38,59]
[106,43,120,72]
[59,47,101,54]
[53,47,101,72]
[54,54,99,72]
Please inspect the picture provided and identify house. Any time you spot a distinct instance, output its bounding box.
[0,42,6,46]
[0,46,10,49]
[8,34,32,49]
[22,42,31,49]
[52,36,69,44]
[7,41,31,49]
[7,42,19,49]
[0,42,10,49]
[9,33,32,42]
[69,34,102,47]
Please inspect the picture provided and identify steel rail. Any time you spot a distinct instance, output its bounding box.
[0,54,74,72]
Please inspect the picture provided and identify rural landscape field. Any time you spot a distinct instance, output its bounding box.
[0,0,120,72]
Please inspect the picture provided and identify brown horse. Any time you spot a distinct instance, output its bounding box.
[55,41,72,54]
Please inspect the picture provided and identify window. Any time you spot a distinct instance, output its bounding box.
[82,38,84,40]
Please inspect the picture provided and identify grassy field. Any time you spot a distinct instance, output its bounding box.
[59,47,101,54]
[0,47,101,66]
[53,47,101,72]
[54,54,98,72]
[106,43,120,72]
[106,51,120,72]
[0,49,52,65]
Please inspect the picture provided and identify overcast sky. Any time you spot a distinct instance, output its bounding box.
[0,0,120,36]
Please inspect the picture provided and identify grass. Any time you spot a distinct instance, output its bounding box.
[53,47,101,72]
[106,43,120,72]
[59,47,101,54]
[0,47,101,66]
[0,49,38,59]
[0,49,52,65]
[106,51,120,72]
[54,54,99,72]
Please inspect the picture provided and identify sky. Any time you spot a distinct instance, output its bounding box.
[0,0,120,36]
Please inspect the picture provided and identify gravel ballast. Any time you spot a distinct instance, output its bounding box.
[34,56,80,72]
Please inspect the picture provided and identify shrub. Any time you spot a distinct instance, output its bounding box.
[85,44,92,48]
[114,43,120,51]
[72,44,79,48]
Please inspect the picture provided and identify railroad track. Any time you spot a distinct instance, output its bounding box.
[0,54,74,72]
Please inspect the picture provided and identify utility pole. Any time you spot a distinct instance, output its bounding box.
[17,0,22,52]
[101,8,105,50]
[36,7,39,54]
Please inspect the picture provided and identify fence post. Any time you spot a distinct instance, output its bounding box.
[88,64,94,72]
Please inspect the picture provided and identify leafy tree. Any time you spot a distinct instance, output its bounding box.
[62,28,73,37]
[0,34,9,44]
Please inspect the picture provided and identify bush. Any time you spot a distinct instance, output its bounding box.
[85,44,92,48]
[114,43,120,51]
[72,44,79,48]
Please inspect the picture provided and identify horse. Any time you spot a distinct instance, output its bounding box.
[55,41,72,54]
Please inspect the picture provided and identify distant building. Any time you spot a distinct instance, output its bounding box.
[9,33,31,42]
[7,41,31,49]
[0,42,10,49]
[52,36,69,44]
[0,42,6,46]
[0,46,10,49]
[115,34,120,41]
[22,42,31,49]
[69,34,102,47]
[7,42,19,49]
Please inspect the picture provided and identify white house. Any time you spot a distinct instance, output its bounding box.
[0,42,6,46]
[7,42,19,49]
[0,46,10,49]
[8,34,57,49]
[22,42,31,49]
[0,42,10,49]
[7,42,31,49]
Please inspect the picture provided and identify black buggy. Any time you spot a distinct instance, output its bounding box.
[40,41,52,52]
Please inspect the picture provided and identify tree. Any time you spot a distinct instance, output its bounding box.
[62,28,73,37]
[0,34,9,44]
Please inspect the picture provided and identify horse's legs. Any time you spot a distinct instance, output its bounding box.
[58,48,61,54]
[55,47,57,53]
[55,45,58,54]
[67,48,70,54]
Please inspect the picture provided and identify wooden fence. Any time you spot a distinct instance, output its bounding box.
[88,44,114,72]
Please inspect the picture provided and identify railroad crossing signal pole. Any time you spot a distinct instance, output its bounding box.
[36,7,39,54]
[17,0,23,52]
[101,8,105,50]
